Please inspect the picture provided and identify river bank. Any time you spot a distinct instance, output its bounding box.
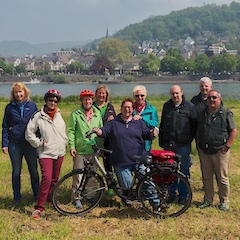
[0,73,239,85]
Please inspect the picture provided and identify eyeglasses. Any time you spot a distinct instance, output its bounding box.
[207,96,218,100]
[48,99,58,103]
[122,106,133,109]
[135,94,145,98]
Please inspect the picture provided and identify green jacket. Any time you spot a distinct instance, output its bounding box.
[68,105,103,154]
[198,105,231,154]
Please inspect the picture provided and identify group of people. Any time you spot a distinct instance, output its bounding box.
[1,77,237,220]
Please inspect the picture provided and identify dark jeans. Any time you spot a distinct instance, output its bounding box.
[166,145,192,199]
[8,141,39,201]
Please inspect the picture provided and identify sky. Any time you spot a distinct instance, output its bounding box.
[1,0,236,44]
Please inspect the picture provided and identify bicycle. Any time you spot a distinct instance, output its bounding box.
[52,130,192,218]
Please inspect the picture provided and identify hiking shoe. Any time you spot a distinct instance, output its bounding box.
[166,195,176,204]
[219,202,229,212]
[73,200,83,209]
[198,201,212,209]
[13,199,21,208]
[87,198,97,205]
[32,210,41,220]
[178,198,188,205]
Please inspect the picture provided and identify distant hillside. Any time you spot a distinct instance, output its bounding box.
[0,40,92,57]
[113,2,240,45]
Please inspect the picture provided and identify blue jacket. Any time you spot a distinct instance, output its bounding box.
[2,101,38,147]
[101,114,153,167]
[133,100,158,151]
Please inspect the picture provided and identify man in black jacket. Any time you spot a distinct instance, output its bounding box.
[159,85,197,205]
[191,77,212,112]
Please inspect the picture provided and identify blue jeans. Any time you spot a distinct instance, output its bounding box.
[166,146,192,199]
[8,141,39,201]
[114,164,160,206]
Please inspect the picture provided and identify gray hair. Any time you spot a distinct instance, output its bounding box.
[208,89,221,98]
[199,77,212,86]
[132,85,147,96]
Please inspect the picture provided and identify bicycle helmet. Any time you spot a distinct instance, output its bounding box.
[44,89,62,102]
[79,89,94,99]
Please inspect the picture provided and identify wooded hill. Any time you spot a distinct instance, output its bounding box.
[113,2,240,48]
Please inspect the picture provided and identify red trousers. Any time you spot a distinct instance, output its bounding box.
[35,157,64,211]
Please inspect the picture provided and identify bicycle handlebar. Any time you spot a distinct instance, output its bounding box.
[85,129,96,139]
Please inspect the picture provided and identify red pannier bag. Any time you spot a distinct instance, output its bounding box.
[150,150,177,185]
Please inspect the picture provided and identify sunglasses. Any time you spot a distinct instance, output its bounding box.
[135,94,145,98]
[48,99,58,103]
[207,96,218,100]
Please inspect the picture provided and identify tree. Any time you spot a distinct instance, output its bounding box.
[194,54,210,73]
[161,48,185,74]
[67,62,86,74]
[15,63,26,75]
[211,53,237,73]
[90,57,113,75]
[139,53,160,75]
[185,59,195,73]
[97,38,133,66]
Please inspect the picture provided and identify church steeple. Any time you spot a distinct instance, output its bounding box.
[106,26,108,38]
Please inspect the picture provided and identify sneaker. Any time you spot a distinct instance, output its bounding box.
[178,198,188,205]
[219,202,229,212]
[32,209,41,220]
[73,200,83,209]
[198,201,212,209]
[152,205,161,212]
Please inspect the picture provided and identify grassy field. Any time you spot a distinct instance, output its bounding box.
[0,96,240,240]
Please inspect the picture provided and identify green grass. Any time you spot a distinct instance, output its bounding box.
[0,96,240,239]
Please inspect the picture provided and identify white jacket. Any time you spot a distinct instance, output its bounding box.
[25,107,68,159]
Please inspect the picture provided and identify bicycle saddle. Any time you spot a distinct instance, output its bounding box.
[130,155,152,165]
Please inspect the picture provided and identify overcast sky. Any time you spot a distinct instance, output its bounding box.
[1,0,235,44]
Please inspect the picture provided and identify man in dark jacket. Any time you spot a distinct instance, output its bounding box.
[159,85,197,205]
[197,90,237,211]
[191,77,212,113]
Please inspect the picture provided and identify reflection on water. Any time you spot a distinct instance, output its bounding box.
[0,82,239,100]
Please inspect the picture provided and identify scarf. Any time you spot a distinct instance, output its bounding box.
[84,108,93,124]
[135,102,146,115]
[45,107,58,121]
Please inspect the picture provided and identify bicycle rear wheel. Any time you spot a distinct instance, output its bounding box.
[137,170,192,218]
[52,169,105,216]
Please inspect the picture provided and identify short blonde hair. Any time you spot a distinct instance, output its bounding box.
[10,82,31,102]
[95,84,110,102]
[132,85,147,97]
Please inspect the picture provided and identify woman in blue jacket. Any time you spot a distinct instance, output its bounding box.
[2,82,39,207]
[132,85,158,152]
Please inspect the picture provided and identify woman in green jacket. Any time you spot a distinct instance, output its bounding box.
[68,89,103,209]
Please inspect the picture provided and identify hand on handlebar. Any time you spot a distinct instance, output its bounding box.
[92,127,103,136]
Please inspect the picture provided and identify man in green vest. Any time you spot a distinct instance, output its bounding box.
[197,90,237,211]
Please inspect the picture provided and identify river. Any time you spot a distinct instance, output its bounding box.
[0,82,239,100]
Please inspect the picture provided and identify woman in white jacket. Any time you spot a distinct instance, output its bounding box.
[25,89,68,220]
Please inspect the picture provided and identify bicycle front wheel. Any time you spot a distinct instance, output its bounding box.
[52,169,105,216]
[137,170,192,218]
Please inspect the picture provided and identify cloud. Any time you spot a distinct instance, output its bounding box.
[0,0,234,44]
